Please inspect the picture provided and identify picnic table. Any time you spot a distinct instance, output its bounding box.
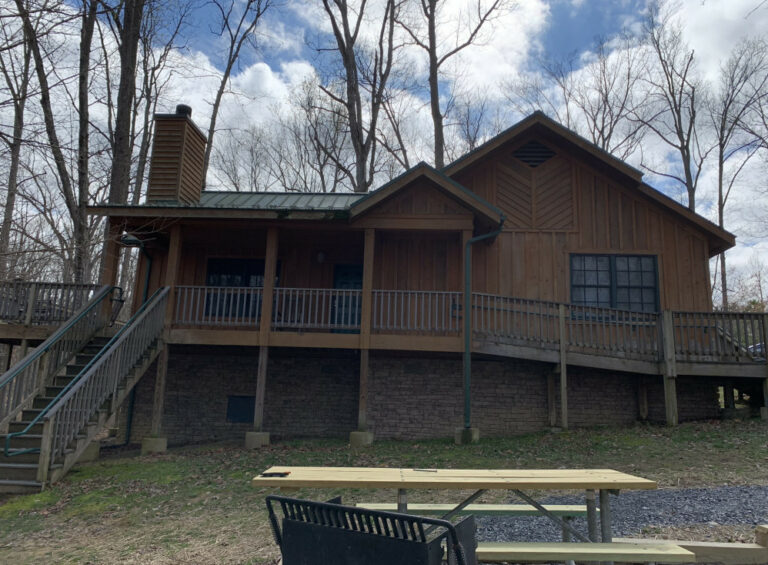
[252,466,657,545]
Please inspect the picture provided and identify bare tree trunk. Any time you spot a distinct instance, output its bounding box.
[425,1,443,168]
[15,0,90,282]
[108,0,145,204]
[0,33,31,279]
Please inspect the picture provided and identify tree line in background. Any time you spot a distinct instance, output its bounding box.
[0,0,766,309]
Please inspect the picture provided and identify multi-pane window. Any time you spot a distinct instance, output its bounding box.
[570,254,658,312]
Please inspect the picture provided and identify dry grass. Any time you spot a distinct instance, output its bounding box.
[0,419,766,564]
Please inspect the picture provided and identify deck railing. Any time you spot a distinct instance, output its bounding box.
[174,286,263,327]
[672,311,766,363]
[272,288,362,331]
[0,281,101,325]
[43,288,168,462]
[168,286,766,366]
[567,305,660,360]
[372,290,462,334]
[0,286,116,433]
[473,293,560,348]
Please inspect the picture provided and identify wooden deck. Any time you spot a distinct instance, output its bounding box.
[169,286,767,379]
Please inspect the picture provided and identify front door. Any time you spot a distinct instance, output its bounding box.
[333,264,363,332]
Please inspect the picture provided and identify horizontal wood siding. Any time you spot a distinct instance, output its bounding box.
[457,134,712,311]
[147,116,205,204]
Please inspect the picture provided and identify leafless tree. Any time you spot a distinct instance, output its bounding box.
[707,38,768,309]
[201,0,270,186]
[396,0,508,168]
[317,0,399,192]
[103,0,145,205]
[508,33,649,161]
[0,2,34,279]
[639,2,711,212]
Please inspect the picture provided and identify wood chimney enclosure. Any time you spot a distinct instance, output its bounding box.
[147,105,207,204]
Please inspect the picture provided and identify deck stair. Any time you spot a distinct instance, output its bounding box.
[0,287,169,493]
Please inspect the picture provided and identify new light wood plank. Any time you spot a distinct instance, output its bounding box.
[476,541,694,562]
[252,466,656,490]
[615,538,768,565]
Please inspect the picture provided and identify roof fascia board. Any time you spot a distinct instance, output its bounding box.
[443,112,643,183]
[349,163,502,225]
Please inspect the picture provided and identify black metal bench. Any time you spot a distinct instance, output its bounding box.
[266,495,477,565]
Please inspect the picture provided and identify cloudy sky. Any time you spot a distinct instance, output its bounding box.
[161,0,768,278]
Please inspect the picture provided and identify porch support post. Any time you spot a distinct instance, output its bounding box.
[558,304,568,430]
[351,228,375,447]
[142,224,181,455]
[247,227,278,449]
[661,311,678,426]
[547,370,557,427]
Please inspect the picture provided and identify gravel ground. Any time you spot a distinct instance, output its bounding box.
[477,486,768,542]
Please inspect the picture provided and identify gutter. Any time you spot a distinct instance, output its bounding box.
[463,216,505,430]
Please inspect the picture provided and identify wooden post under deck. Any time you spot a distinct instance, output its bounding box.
[558,304,568,429]
[147,224,182,447]
[638,378,649,421]
[661,311,679,426]
[357,229,375,431]
[252,227,278,435]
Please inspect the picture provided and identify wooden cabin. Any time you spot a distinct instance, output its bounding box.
[89,108,767,449]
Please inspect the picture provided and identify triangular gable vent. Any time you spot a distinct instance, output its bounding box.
[513,140,555,167]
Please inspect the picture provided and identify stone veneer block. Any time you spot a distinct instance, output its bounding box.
[349,431,374,447]
[141,436,167,455]
[455,427,480,445]
[245,431,270,449]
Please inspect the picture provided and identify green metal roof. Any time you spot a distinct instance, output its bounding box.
[177,191,364,210]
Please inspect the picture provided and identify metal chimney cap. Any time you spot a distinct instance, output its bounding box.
[175,104,192,117]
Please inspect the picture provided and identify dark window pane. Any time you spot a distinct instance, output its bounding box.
[598,288,611,304]
[629,271,641,285]
[617,288,629,302]
[597,256,610,270]
[573,271,584,285]
[628,257,640,270]
[629,288,642,302]
[641,256,654,271]
[572,287,585,302]
[616,256,627,270]
[598,270,611,285]
[617,271,628,286]
[585,288,598,302]
[643,289,655,304]
[585,256,596,270]
[642,272,655,286]
[572,256,584,269]
[586,271,598,285]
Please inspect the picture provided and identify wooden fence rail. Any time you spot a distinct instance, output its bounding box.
[168,286,766,367]
[372,290,462,334]
[272,288,362,331]
[0,281,100,325]
[174,286,263,327]
[672,311,766,363]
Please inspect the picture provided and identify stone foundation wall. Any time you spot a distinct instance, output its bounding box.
[122,347,721,445]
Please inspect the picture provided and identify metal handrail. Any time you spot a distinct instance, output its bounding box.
[44,288,169,462]
[4,288,166,457]
[0,286,119,433]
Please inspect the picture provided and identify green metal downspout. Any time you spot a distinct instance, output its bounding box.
[463,217,505,429]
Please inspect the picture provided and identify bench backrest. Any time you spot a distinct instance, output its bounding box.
[266,495,472,565]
